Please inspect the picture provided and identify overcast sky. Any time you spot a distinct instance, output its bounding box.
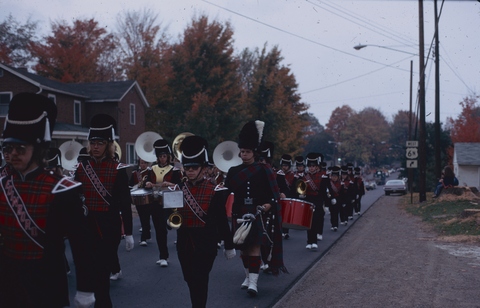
[2,0,479,127]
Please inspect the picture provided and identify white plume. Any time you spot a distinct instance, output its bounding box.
[255,120,265,143]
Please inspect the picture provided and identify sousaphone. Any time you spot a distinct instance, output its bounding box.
[135,131,162,163]
[172,132,194,161]
[213,141,242,173]
[59,140,83,171]
[113,141,122,161]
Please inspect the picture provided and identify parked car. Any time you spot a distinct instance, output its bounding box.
[365,181,377,191]
[383,180,407,195]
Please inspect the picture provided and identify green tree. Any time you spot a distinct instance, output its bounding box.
[30,18,118,82]
[303,113,333,161]
[0,14,38,67]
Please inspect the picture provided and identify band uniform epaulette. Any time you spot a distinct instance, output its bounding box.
[214,184,228,191]
[322,174,329,179]
[276,170,285,176]
[52,176,82,194]
[116,163,131,170]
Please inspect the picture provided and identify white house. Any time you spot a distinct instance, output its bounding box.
[453,142,480,189]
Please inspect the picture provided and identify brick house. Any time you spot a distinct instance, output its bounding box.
[0,63,150,167]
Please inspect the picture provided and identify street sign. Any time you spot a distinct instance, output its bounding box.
[406,140,418,147]
[407,160,418,168]
[406,147,418,159]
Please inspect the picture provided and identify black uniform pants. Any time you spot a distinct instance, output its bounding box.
[151,205,169,260]
[136,203,152,241]
[178,248,216,308]
[354,195,363,213]
[329,203,340,228]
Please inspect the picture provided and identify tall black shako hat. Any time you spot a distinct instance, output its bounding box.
[88,114,116,141]
[238,120,264,151]
[280,154,292,166]
[153,139,172,157]
[2,92,57,146]
[330,166,341,176]
[46,148,62,168]
[258,140,274,159]
[341,165,349,175]
[180,136,209,167]
[306,153,319,166]
[294,156,304,166]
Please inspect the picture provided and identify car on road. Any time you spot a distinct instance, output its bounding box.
[383,179,407,195]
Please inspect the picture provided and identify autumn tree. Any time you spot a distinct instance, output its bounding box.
[116,9,168,101]
[339,107,389,166]
[447,95,480,143]
[240,44,309,162]
[30,18,119,82]
[0,14,38,67]
[155,15,246,150]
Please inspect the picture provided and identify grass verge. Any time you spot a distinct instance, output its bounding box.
[402,192,480,238]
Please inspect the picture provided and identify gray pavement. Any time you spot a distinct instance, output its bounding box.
[273,195,480,308]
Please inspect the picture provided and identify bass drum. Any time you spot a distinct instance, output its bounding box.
[280,198,314,230]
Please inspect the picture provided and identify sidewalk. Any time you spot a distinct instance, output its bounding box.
[273,196,480,308]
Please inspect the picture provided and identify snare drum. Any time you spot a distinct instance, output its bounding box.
[131,188,154,205]
[280,198,314,230]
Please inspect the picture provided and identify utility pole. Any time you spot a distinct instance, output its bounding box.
[418,0,427,202]
[409,60,414,204]
[434,0,442,180]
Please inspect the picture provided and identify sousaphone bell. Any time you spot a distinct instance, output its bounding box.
[213,141,242,173]
[135,131,162,163]
[59,140,83,171]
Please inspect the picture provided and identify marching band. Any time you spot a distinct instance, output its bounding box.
[0,93,366,307]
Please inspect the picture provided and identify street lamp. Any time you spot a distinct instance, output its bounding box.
[353,44,418,56]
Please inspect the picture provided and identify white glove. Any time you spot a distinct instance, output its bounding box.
[125,235,134,251]
[356,194,360,199]
[74,291,95,308]
[224,249,236,260]
[342,203,346,208]
[331,198,337,205]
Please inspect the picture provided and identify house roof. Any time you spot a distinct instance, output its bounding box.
[454,142,480,165]
[1,64,149,107]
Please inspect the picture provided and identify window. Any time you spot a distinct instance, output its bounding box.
[0,92,12,116]
[129,103,136,125]
[0,69,4,77]
[126,143,136,165]
[48,94,56,104]
[74,100,81,125]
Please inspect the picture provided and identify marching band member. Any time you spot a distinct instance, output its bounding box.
[225,120,287,297]
[0,93,95,308]
[144,139,182,267]
[174,135,235,308]
[129,158,156,246]
[339,165,355,226]
[353,167,366,215]
[326,166,341,231]
[346,163,356,220]
[277,154,294,239]
[303,153,324,250]
[74,114,134,307]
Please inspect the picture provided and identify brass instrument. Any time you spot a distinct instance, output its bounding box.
[296,179,307,198]
[59,140,83,171]
[213,141,242,173]
[172,132,194,161]
[167,210,183,229]
[134,131,162,163]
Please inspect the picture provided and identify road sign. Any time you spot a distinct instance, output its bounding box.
[407,160,418,168]
[406,148,418,159]
[406,140,418,147]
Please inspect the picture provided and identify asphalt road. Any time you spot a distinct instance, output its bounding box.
[67,183,385,307]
